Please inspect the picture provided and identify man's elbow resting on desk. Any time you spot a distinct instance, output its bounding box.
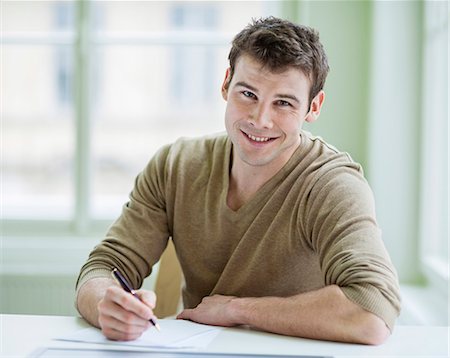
[347,307,391,345]
[321,308,390,346]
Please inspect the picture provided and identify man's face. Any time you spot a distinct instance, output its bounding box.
[222,55,322,171]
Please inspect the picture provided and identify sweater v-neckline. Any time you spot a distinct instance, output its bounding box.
[221,134,306,217]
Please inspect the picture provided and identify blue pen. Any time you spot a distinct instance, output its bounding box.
[111,267,161,331]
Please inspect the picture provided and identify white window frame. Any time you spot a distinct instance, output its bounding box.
[418,0,449,298]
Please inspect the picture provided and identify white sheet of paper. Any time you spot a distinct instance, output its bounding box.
[55,320,221,349]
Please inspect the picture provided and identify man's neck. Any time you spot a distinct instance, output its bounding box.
[227,153,289,211]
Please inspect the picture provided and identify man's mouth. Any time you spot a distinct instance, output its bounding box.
[242,131,276,143]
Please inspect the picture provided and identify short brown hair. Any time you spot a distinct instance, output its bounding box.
[227,17,329,105]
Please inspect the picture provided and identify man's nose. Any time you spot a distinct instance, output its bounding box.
[249,103,273,129]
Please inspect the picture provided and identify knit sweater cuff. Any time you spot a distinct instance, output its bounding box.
[74,268,114,311]
[340,284,400,332]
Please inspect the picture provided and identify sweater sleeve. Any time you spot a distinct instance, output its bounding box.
[305,166,401,332]
[75,145,172,295]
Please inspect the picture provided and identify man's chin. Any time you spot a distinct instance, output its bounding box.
[237,152,277,168]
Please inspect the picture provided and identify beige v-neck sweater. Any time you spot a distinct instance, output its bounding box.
[76,131,401,330]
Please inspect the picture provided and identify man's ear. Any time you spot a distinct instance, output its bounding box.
[305,90,325,123]
[221,68,231,101]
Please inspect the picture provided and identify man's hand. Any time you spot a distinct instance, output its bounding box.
[76,277,158,341]
[97,286,158,341]
[177,294,239,327]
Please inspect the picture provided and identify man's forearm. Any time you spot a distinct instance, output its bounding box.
[229,285,389,345]
[76,277,116,328]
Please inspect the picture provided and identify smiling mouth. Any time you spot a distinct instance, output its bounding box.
[242,130,276,143]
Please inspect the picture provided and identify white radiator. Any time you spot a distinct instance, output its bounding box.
[1,275,78,315]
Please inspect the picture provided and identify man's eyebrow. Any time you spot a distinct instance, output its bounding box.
[235,81,258,92]
[234,81,300,104]
[276,93,300,104]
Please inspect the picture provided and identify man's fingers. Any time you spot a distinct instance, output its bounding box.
[107,286,154,321]
[177,309,193,320]
[103,328,142,341]
[99,313,150,337]
[101,321,147,341]
[99,299,150,328]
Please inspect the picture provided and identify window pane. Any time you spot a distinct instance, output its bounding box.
[2,45,74,219]
[3,1,75,33]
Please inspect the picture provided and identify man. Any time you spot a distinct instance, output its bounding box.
[76,17,401,345]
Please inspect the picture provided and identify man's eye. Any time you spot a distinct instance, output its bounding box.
[242,91,256,99]
[277,100,291,107]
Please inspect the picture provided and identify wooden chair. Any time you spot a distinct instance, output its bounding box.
[153,240,183,318]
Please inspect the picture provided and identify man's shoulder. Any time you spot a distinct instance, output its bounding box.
[301,130,354,160]
[299,130,363,174]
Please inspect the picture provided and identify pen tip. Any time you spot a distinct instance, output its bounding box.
[155,323,161,332]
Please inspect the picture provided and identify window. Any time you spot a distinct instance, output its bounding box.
[2,1,280,231]
[419,1,449,287]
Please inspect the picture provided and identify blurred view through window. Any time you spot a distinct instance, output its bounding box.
[2,1,279,223]
[3,1,75,219]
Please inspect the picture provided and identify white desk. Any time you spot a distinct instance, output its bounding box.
[1,314,448,357]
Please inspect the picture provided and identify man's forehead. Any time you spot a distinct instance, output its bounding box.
[232,55,311,89]
[234,54,309,80]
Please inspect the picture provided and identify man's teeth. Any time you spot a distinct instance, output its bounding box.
[247,133,270,142]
